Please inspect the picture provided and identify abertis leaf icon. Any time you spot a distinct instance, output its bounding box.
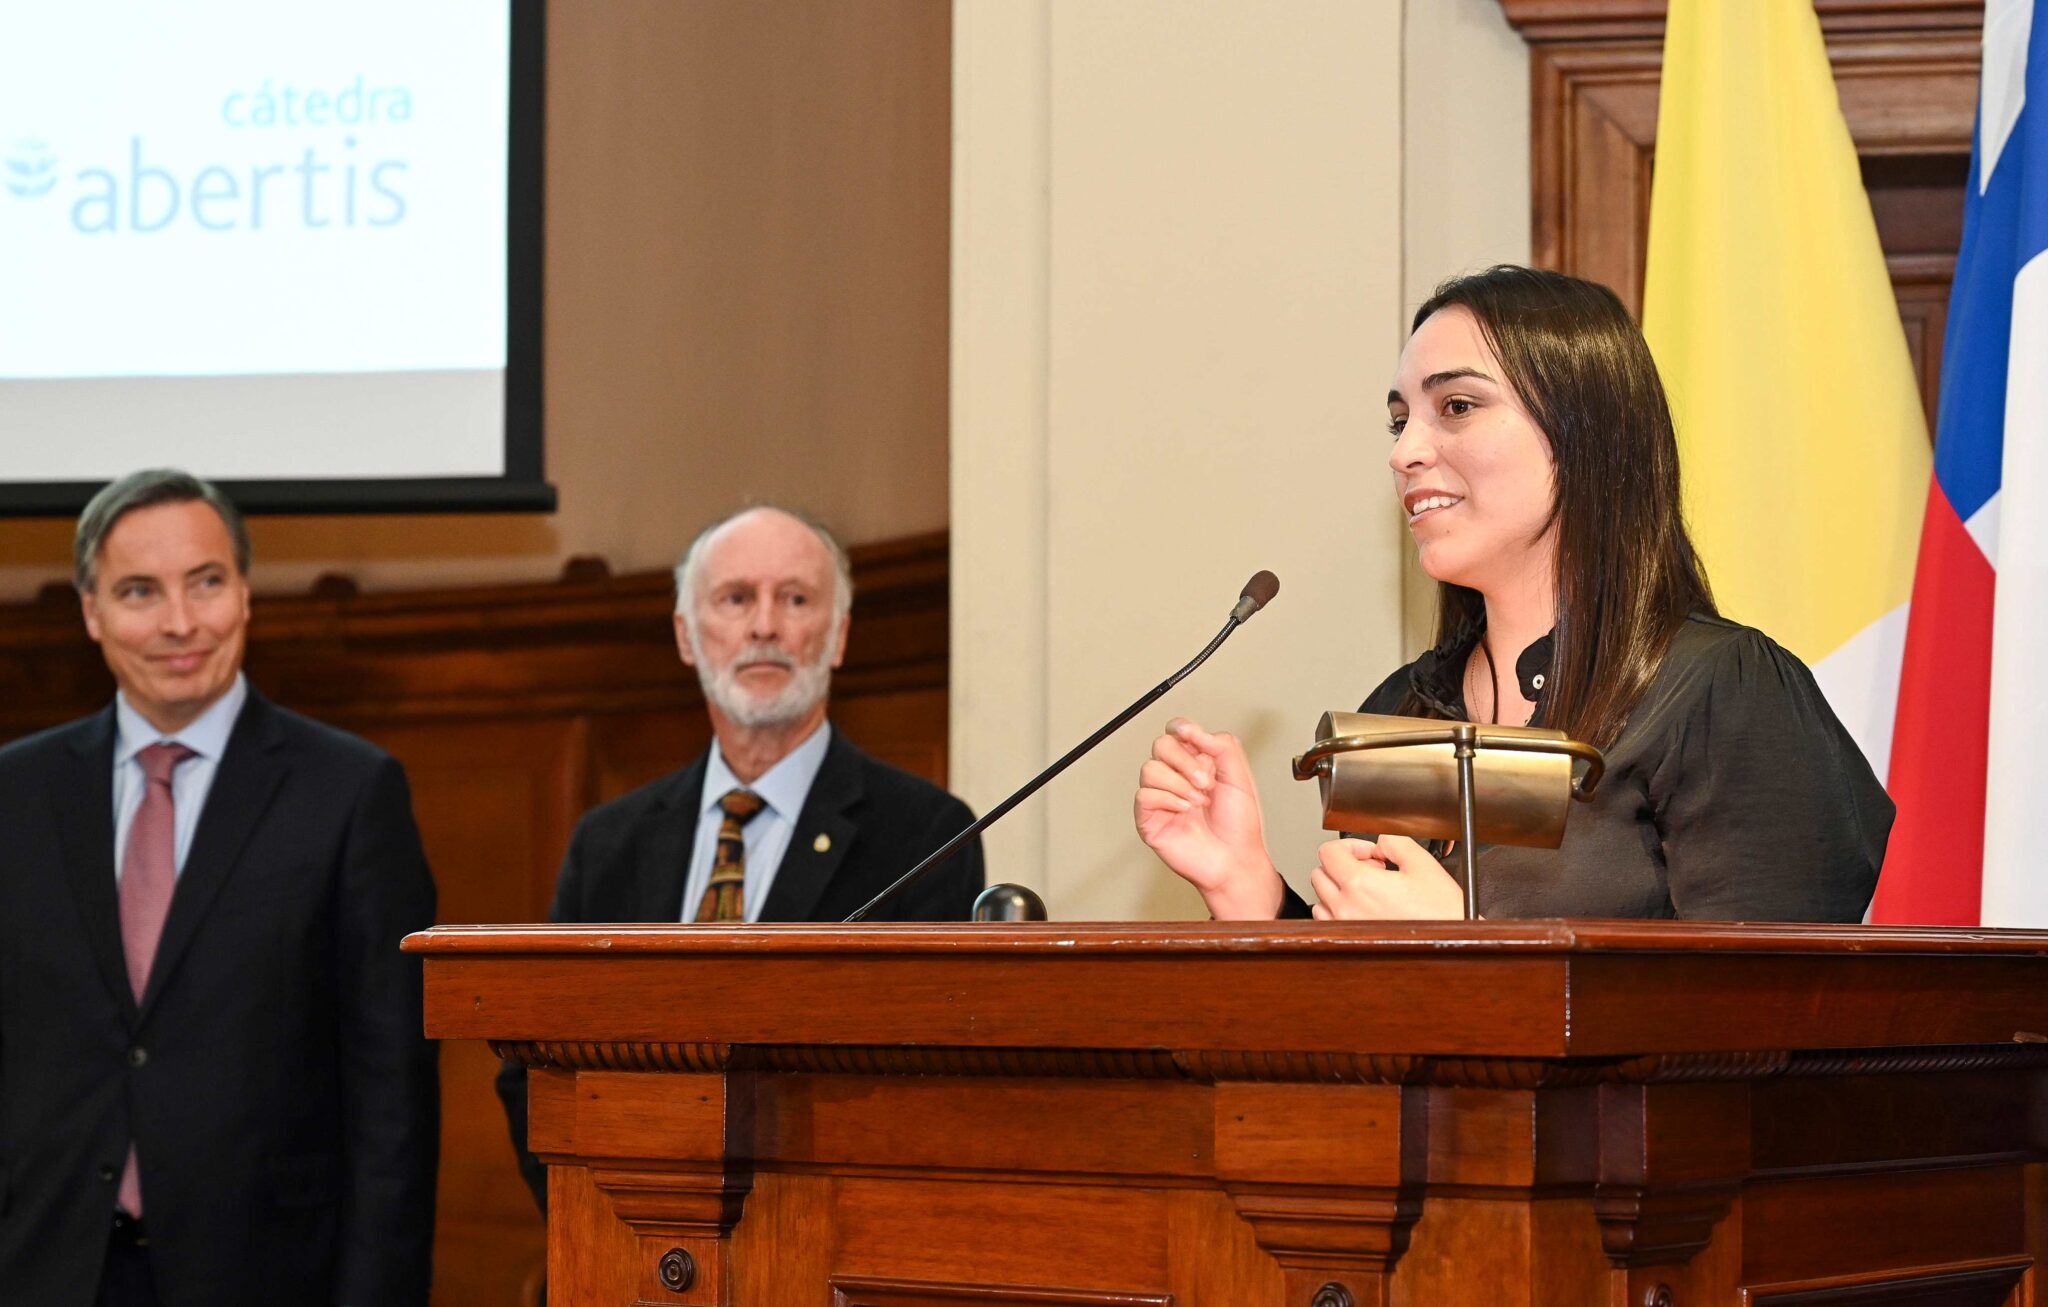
[4,140,56,199]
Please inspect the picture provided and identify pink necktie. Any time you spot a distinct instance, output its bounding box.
[117,740,193,1216]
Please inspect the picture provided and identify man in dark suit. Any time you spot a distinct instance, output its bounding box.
[497,505,984,1208]
[0,470,438,1307]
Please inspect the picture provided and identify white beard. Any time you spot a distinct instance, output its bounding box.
[696,639,833,728]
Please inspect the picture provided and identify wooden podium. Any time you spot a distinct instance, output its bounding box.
[410,920,2048,1306]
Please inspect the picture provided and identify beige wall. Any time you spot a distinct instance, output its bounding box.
[950,0,1530,919]
[0,0,953,603]
[1401,0,1533,656]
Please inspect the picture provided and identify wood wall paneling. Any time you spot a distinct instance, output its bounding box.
[1501,0,1981,430]
[0,532,952,1306]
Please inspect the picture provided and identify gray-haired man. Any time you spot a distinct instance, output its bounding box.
[495,504,985,1210]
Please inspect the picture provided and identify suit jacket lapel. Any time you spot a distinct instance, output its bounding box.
[51,709,134,1018]
[760,732,862,923]
[140,692,289,1019]
[636,756,708,922]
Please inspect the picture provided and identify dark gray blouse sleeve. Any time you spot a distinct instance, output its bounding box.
[1644,629,1892,922]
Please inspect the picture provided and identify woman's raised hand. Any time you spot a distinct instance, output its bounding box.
[1134,718,1284,919]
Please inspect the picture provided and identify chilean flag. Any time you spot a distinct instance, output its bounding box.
[1874,0,2048,926]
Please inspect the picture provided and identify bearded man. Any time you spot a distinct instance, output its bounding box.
[495,505,984,1209]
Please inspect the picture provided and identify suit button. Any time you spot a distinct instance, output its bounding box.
[99,1164,117,1182]
[128,1046,148,1068]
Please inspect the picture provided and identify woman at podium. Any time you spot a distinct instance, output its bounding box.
[1134,265,1890,923]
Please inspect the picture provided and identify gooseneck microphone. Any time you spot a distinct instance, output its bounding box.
[844,570,1280,923]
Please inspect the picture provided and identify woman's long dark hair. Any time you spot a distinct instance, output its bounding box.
[1398,265,1715,749]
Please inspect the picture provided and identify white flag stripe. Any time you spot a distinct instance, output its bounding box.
[1980,250,2048,924]
[1812,601,1910,780]
[1967,490,2004,566]
[1980,0,2034,191]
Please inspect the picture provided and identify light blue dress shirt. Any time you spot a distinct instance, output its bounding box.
[679,722,833,922]
[111,674,249,881]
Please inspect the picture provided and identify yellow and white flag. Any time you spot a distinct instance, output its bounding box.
[1642,0,1930,779]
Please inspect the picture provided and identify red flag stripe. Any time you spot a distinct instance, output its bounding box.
[1872,483,1995,924]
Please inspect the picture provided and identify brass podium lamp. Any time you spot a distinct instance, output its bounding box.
[1291,713,1607,919]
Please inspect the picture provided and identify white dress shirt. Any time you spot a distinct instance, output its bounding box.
[679,722,833,922]
[111,674,249,881]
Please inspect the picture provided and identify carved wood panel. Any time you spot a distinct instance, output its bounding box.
[1501,0,1981,432]
[831,1279,1172,1306]
[1739,1256,2029,1305]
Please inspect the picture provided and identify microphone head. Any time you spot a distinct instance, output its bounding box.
[1229,570,1280,624]
[1240,570,1280,613]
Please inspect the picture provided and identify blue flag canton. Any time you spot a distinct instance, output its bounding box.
[1932,3,2046,520]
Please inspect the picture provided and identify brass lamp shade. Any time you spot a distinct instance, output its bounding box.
[1293,712,1597,849]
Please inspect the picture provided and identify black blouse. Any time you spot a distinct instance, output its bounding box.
[1281,613,1893,922]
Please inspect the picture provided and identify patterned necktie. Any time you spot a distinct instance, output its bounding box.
[116,740,194,1217]
[693,789,767,923]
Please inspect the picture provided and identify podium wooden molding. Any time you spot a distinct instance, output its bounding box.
[412,921,2048,1306]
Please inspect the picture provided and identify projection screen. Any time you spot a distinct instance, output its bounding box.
[0,0,549,513]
